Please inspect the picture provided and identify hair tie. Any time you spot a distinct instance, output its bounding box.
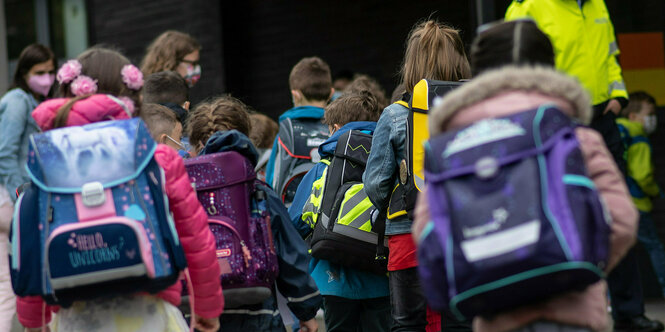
[56,60,82,84]
[70,75,98,96]
[121,64,144,90]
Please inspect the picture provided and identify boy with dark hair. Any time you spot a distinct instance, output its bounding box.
[266,56,334,205]
[140,103,185,152]
[143,71,190,124]
[289,91,391,332]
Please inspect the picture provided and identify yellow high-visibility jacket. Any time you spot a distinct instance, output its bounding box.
[616,118,661,212]
[506,0,628,105]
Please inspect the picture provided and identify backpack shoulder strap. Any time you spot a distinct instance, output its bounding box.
[395,100,409,108]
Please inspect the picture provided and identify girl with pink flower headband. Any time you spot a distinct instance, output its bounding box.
[18,47,224,332]
[55,48,143,117]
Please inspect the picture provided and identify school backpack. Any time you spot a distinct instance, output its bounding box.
[272,117,328,206]
[387,79,462,220]
[184,151,279,308]
[305,130,387,275]
[10,118,187,306]
[417,105,611,320]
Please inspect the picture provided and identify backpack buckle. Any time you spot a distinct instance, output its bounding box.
[81,182,105,207]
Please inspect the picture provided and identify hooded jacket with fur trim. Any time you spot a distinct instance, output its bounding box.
[413,67,637,332]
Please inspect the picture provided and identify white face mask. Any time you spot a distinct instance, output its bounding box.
[643,115,658,135]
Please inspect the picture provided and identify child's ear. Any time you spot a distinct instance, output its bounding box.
[291,90,303,104]
[158,134,168,144]
[328,88,335,101]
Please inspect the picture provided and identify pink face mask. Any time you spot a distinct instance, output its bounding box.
[27,73,55,97]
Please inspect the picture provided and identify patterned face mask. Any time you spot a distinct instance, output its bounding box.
[183,63,201,88]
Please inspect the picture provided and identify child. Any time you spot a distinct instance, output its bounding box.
[143,71,190,125]
[413,65,638,332]
[186,96,322,332]
[617,92,665,300]
[265,56,333,199]
[141,31,201,88]
[140,103,185,151]
[289,91,391,332]
[363,20,471,332]
[18,47,223,332]
[345,75,389,110]
[248,112,279,182]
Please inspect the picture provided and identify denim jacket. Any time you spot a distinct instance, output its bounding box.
[0,88,39,200]
[363,102,411,235]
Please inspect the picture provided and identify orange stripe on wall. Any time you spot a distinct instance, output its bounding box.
[623,69,665,106]
[617,32,665,70]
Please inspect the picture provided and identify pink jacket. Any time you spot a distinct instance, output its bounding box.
[412,67,638,331]
[17,95,223,328]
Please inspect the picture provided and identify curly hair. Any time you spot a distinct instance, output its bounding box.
[141,31,201,76]
[186,96,252,149]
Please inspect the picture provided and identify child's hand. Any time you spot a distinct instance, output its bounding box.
[299,318,319,332]
[194,314,219,332]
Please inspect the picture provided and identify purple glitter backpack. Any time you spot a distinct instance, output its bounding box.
[417,105,611,320]
[184,151,279,308]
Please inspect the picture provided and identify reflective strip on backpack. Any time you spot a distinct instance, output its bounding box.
[301,163,329,229]
[337,184,374,232]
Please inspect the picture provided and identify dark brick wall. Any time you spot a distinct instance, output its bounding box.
[87,0,225,103]
[220,1,473,119]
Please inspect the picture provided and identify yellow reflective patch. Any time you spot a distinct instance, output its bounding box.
[337,184,374,231]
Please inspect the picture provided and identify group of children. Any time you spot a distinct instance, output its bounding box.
[0,13,662,332]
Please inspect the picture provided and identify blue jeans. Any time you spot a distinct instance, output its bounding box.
[637,211,665,297]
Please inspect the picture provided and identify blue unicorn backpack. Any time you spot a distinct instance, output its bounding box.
[9,118,187,307]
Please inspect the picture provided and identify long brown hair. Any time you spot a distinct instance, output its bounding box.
[141,31,201,76]
[401,20,471,93]
[186,96,252,150]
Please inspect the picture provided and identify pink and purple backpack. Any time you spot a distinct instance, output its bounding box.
[417,105,611,320]
[185,151,279,308]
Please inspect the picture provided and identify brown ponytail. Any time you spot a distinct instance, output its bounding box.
[401,20,471,93]
[53,95,92,129]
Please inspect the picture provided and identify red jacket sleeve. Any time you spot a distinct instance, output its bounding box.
[154,145,224,319]
[16,296,55,328]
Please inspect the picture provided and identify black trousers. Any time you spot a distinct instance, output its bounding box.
[323,295,392,332]
[608,247,645,319]
[389,267,428,332]
[590,102,626,175]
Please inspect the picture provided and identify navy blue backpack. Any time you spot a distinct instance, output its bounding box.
[10,118,187,306]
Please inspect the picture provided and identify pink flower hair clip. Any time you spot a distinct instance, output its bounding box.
[56,60,82,84]
[70,75,98,96]
[121,64,143,90]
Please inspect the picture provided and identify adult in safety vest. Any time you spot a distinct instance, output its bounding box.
[506,0,628,174]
